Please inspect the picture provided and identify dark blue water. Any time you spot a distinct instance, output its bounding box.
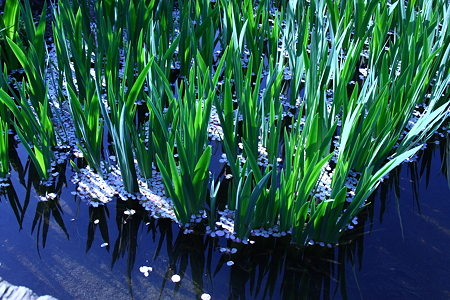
[0,138,449,300]
[344,142,450,300]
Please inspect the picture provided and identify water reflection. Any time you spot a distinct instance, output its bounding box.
[1,147,71,255]
[86,205,111,252]
[1,179,23,229]
[9,138,26,187]
[111,199,151,299]
[31,198,70,257]
[367,137,448,227]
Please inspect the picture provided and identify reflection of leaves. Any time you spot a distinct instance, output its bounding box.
[213,252,227,276]
[225,238,284,300]
[153,219,173,262]
[228,263,250,300]
[154,219,174,300]
[160,227,207,300]
[111,199,142,269]
[444,135,450,189]
[261,246,286,299]
[149,225,369,300]
[52,200,70,237]
[86,205,110,252]
[278,246,339,300]
[0,179,24,229]
[376,165,402,224]
[205,236,216,290]
[23,152,70,255]
[408,162,421,213]
[111,199,147,300]
[176,234,205,296]
[8,143,25,187]
[373,141,443,224]
[215,236,356,300]
[31,199,70,257]
[417,144,432,188]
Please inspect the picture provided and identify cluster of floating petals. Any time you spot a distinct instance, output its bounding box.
[139,266,153,277]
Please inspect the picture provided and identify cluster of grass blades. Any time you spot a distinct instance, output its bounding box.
[0,1,55,182]
[0,0,22,70]
[0,0,449,247]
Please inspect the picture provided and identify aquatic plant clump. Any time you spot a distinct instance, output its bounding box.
[0,0,449,247]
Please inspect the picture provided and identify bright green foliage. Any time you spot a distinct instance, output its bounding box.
[67,84,104,176]
[0,88,55,180]
[156,61,216,223]
[0,0,447,246]
[0,66,10,177]
[0,5,55,180]
[0,115,9,177]
[0,0,21,69]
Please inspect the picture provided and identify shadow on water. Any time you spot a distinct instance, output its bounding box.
[368,135,449,228]
[86,205,111,253]
[110,199,150,300]
[1,146,71,256]
[1,135,450,299]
